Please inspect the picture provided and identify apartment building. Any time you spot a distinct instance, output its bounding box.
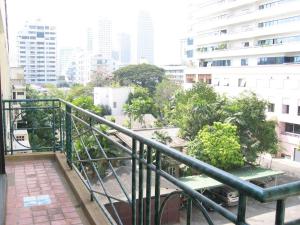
[162,65,186,84]
[17,20,57,84]
[183,0,300,161]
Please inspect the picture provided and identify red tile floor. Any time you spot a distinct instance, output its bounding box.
[5,159,90,225]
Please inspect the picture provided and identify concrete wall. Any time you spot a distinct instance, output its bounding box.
[94,87,132,115]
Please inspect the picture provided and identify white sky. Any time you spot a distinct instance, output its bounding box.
[7,0,188,65]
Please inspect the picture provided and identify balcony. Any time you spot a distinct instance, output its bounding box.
[1,99,300,225]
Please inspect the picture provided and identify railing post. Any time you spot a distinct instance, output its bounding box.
[237,193,247,224]
[186,198,192,225]
[0,97,5,174]
[8,102,13,155]
[65,104,72,168]
[138,143,144,225]
[59,101,63,152]
[154,150,161,225]
[52,100,56,152]
[132,139,137,225]
[275,199,285,225]
[145,146,152,225]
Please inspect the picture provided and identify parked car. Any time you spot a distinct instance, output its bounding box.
[208,186,239,207]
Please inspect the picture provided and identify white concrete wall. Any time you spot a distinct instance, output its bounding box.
[94,87,132,115]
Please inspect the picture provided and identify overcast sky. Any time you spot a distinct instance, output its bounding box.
[7,0,188,65]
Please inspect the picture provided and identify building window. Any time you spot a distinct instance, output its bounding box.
[268,103,275,112]
[16,135,25,141]
[298,106,300,116]
[187,38,194,45]
[282,104,289,114]
[241,58,248,66]
[186,50,193,58]
[238,78,247,87]
[243,42,250,47]
[285,123,300,134]
[37,32,44,38]
[17,92,25,96]
[113,102,117,108]
[211,60,231,67]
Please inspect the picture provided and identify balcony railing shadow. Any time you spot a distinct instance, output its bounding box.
[2,98,300,225]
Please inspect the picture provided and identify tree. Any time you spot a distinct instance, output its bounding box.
[123,97,155,127]
[72,96,103,116]
[188,122,244,170]
[168,82,225,140]
[88,67,113,87]
[66,84,93,102]
[154,79,180,121]
[152,130,172,145]
[113,64,165,93]
[223,92,278,162]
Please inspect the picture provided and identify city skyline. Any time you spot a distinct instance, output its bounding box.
[7,0,187,66]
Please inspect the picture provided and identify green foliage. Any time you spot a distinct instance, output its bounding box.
[168,82,224,140]
[72,96,103,115]
[66,84,93,102]
[113,64,165,93]
[223,93,278,162]
[188,122,244,170]
[152,130,172,145]
[123,86,157,127]
[154,79,180,121]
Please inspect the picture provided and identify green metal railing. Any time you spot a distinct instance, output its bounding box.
[2,98,300,225]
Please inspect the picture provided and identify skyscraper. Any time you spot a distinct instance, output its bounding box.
[17,20,57,84]
[137,11,154,64]
[117,33,131,65]
[96,18,112,59]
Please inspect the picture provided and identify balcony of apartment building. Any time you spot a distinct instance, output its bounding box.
[195,18,300,46]
[1,98,300,225]
[196,40,300,59]
[193,0,300,33]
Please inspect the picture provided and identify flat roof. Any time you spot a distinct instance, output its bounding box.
[179,167,284,190]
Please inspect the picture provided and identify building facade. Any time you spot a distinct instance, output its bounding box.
[17,20,57,85]
[162,65,186,84]
[117,33,131,65]
[183,0,300,161]
[137,11,154,64]
[94,87,132,116]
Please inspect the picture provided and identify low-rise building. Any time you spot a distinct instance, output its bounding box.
[94,87,132,116]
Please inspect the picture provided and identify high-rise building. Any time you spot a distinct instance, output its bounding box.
[59,48,91,85]
[17,20,57,84]
[137,11,154,64]
[96,18,112,59]
[117,33,131,65]
[183,0,300,161]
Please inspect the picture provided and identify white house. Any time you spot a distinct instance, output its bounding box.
[93,87,133,115]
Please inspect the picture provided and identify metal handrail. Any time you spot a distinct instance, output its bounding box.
[3,98,300,225]
[59,98,300,203]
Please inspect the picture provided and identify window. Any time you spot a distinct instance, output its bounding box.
[17,92,25,96]
[243,42,250,47]
[16,135,25,141]
[268,103,275,112]
[241,58,248,66]
[37,32,44,38]
[220,29,227,35]
[211,60,231,67]
[187,38,194,45]
[186,50,193,58]
[298,106,300,116]
[285,123,300,134]
[113,102,117,108]
[238,78,247,87]
[282,104,289,114]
